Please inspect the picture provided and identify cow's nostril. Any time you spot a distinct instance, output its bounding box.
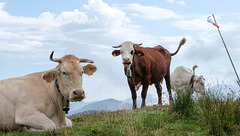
[73,91,78,95]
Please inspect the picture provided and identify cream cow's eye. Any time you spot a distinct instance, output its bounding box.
[79,71,83,76]
[62,71,67,75]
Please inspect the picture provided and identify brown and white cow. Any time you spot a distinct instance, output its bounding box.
[112,38,186,109]
[0,51,97,131]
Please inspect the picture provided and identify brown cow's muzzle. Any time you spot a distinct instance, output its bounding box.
[123,58,131,68]
[70,88,85,101]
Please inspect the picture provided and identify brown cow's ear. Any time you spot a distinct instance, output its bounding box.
[83,64,97,76]
[112,50,120,56]
[43,69,58,83]
[135,50,144,56]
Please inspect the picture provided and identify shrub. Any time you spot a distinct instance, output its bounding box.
[170,89,196,118]
[198,89,240,135]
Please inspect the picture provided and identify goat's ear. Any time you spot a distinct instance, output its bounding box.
[199,75,205,81]
[112,50,121,56]
[83,64,97,76]
[43,69,58,83]
[135,50,144,56]
[195,75,204,82]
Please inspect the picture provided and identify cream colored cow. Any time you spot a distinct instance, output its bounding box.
[0,51,97,131]
[170,65,205,94]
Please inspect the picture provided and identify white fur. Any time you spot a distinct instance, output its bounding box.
[171,66,205,94]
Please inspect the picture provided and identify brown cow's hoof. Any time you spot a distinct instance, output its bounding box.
[132,105,137,109]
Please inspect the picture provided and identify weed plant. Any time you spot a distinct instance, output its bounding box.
[198,89,240,135]
[170,89,196,119]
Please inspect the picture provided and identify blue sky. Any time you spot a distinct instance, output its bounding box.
[0,0,240,102]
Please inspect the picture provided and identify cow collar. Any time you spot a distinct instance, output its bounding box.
[55,79,70,114]
[126,57,135,78]
[130,59,135,69]
[189,75,196,89]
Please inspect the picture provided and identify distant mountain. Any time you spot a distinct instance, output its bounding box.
[68,100,97,115]
[123,93,170,107]
[208,84,240,96]
[68,98,132,116]
[67,93,171,116]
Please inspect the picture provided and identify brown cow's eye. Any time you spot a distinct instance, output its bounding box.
[130,50,134,55]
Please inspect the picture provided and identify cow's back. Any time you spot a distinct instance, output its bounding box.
[134,46,171,83]
[170,66,193,90]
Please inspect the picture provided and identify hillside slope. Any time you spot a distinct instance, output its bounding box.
[2,105,208,136]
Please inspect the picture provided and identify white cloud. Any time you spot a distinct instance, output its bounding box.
[56,9,89,25]
[126,3,181,20]
[83,0,130,28]
[172,16,240,32]
[0,0,134,55]
[172,16,212,31]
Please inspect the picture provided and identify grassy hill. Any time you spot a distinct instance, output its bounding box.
[1,89,240,136]
[1,106,207,136]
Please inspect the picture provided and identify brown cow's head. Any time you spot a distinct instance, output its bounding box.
[43,51,97,102]
[112,41,144,69]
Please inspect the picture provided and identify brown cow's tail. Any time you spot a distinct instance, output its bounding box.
[192,65,198,74]
[170,37,186,56]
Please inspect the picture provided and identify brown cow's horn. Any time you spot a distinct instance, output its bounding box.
[134,43,142,47]
[79,59,94,63]
[112,45,122,48]
[50,51,61,63]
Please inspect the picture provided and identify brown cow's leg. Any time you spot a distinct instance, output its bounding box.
[165,73,173,103]
[128,78,137,109]
[131,89,137,109]
[154,82,162,105]
[141,84,149,108]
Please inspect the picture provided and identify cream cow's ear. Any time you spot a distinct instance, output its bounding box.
[83,64,97,76]
[43,69,58,83]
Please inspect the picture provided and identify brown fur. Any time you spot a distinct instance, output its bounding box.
[128,45,174,109]
[192,65,198,74]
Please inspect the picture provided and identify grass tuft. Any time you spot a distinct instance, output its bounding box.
[170,89,196,119]
[198,89,240,135]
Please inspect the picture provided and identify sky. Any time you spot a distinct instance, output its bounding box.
[0,0,240,102]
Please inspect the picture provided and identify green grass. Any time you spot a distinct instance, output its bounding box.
[1,106,207,136]
[170,89,196,119]
[170,88,240,136]
[198,90,240,135]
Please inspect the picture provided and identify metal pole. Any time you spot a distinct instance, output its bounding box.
[212,14,240,86]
